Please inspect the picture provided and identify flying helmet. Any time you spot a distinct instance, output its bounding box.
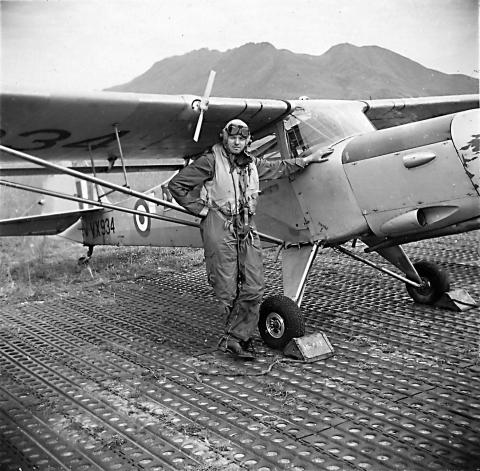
[221,119,251,145]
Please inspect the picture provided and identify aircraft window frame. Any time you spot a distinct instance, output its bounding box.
[285,101,375,158]
[250,101,374,161]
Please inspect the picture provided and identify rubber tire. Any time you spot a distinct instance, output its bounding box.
[258,295,305,350]
[406,260,450,305]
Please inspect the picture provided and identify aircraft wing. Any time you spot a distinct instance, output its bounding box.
[0,208,100,236]
[362,94,479,129]
[1,90,478,167]
[0,90,291,164]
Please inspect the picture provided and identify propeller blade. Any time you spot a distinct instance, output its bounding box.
[192,70,216,142]
[204,70,216,98]
[193,111,204,142]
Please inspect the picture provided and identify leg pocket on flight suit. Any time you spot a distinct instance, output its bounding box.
[242,235,265,300]
[199,215,214,286]
[201,211,236,290]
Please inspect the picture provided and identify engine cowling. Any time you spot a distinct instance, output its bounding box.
[342,110,480,238]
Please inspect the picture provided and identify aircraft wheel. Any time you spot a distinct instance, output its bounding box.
[258,295,305,349]
[78,256,90,265]
[406,260,450,305]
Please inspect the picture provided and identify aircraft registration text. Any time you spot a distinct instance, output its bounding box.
[83,217,116,238]
[1,128,129,151]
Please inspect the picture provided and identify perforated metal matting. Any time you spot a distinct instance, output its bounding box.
[1,233,479,471]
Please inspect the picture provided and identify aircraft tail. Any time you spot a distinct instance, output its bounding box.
[0,208,100,237]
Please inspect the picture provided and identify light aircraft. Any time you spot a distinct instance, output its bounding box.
[0,77,479,349]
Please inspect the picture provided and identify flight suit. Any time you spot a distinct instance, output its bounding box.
[168,143,307,344]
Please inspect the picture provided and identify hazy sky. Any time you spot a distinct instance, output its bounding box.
[1,0,478,91]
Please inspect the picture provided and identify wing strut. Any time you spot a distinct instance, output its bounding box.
[0,145,284,246]
[113,124,130,188]
[0,144,188,214]
[0,179,200,228]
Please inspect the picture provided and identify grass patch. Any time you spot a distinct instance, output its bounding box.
[1,234,279,305]
[0,236,204,304]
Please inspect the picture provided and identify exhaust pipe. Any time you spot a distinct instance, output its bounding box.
[380,209,426,235]
[380,206,459,236]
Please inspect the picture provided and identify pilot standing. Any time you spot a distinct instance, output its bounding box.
[168,119,332,358]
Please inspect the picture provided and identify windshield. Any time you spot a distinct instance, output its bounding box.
[251,100,374,160]
[285,100,375,157]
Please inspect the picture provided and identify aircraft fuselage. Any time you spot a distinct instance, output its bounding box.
[257,108,480,246]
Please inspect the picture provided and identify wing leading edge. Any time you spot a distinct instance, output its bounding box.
[362,94,479,129]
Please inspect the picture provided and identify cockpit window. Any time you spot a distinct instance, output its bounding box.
[286,101,375,158]
[250,100,374,160]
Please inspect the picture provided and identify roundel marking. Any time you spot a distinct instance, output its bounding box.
[133,199,151,236]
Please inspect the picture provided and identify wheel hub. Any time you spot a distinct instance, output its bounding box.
[265,312,285,339]
[417,277,433,294]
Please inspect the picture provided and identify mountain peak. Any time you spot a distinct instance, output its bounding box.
[240,41,275,49]
[228,42,277,54]
[325,42,357,53]
[107,42,478,99]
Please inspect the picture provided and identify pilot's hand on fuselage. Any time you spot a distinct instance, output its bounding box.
[303,147,334,165]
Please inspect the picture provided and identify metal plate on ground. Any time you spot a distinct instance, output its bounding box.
[0,232,479,470]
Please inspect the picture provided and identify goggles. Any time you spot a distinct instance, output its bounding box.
[225,123,250,138]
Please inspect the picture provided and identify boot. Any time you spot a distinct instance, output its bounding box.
[240,338,256,355]
[218,337,254,360]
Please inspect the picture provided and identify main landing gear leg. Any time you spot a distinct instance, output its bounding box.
[258,242,320,349]
[363,244,451,304]
[339,243,450,305]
